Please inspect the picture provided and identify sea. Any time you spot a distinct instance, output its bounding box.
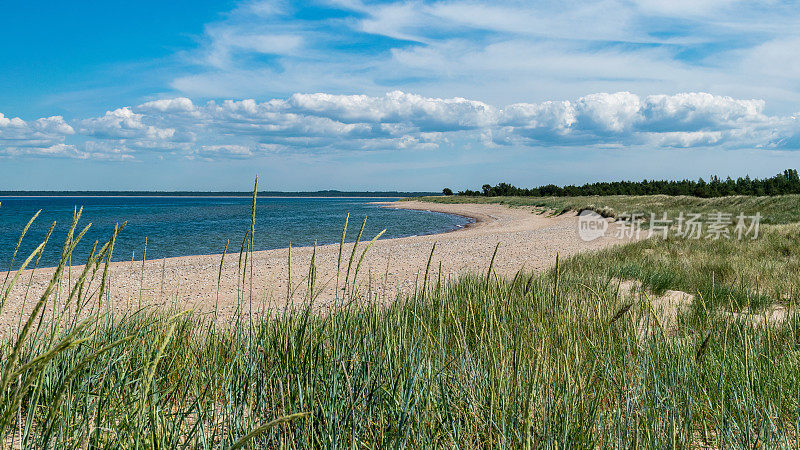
[0,196,471,268]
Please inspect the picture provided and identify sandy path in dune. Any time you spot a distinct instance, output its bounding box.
[1,201,629,328]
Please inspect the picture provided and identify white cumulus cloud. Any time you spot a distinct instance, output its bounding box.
[2,91,798,160]
[0,113,77,157]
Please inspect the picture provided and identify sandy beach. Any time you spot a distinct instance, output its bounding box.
[1,201,628,327]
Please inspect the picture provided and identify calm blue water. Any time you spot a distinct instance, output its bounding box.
[0,197,471,268]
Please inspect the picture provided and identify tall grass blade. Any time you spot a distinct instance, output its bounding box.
[231,412,311,449]
[352,229,385,292]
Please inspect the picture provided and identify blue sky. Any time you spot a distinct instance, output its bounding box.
[2,0,800,191]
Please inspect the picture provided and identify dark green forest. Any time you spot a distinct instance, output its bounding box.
[454,169,800,198]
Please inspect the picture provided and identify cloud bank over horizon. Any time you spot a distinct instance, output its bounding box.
[2,91,798,160]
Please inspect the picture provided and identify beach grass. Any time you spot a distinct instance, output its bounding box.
[414,194,800,224]
[561,221,800,311]
[1,189,799,448]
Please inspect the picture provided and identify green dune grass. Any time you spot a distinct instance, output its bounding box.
[562,222,800,311]
[413,194,800,224]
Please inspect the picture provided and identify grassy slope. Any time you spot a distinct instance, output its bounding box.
[417,194,800,311]
[3,265,800,447]
[414,194,800,224]
[563,222,800,310]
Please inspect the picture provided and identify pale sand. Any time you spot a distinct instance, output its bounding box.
[0,201,630,328]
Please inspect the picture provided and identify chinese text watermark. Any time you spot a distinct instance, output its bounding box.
[578,211,761,242]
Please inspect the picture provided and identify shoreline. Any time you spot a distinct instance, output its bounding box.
[1,200,474,271]
[1,201,631,327]
[372,201,483,233]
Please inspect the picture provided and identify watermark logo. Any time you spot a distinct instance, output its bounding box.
[576,210,762,241]
[577,209,608,241]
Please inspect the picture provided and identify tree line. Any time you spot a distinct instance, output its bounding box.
[447,169,800,198]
